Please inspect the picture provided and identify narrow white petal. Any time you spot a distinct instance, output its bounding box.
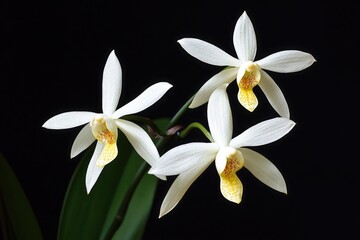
[42,111,96,129]
[189,67,238,108]
[116,119,158,165]
[256,50,316,73]
[258,70,290,118]
[215,148,227,174]
[230,117,295,148]
[112,82,172,119]
[85,141,104,194]
[208,85,232,146]
[105,118,118,139]
[178,38,240,66]
[241,148,287,194]
[149,142,219,176]
[159,159,213,218]
[233,11,257,62]
[102,50,122,115]
[71,124,96,158]
[116,119,166,180]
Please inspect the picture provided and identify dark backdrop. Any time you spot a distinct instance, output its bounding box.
[2,0,357,239]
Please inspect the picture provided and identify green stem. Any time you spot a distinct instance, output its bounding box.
[178,122,213,142]
[167,94,194,129]
[103,94,194,239]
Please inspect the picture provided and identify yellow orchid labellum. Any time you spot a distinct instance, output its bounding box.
[90,114,118,167]
[237,61,261,112]
[217,147,245,204]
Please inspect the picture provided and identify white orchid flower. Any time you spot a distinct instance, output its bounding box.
[43,50,172,193]
[178,11,316,118]
[149,84,295,217]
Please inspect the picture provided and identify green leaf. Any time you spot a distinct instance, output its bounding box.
[57,134,133,240]
[112,171,157,240]
[0,153,44,240]
[57,118,169,240]
[99,151,158,240]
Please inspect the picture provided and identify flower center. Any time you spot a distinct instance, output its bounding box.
[236,61,261,112]
[90,114,118,167]
[238,61,261,90]
[217,147,245,204]
[221,153,244,176]
[91,116,116,144]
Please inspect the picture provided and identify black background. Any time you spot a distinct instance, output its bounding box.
[2,0,358,239]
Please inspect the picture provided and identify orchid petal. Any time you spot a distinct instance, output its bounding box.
[237,87,258,112]
[215,151,227,175]
[42,111,96,129]
[149,142,218,176]
[208,84,232,146]
[241,148,287,194]
[71,124,96,158]
[112,82,172,119]
[85,141,104,194]
[230,117,295,149]
[178,38,240,66]
[116,119,166,180]
[115,119,159,165]
[102,50,122,115]
[159,160,213,218]
[220,171,243,204]
[215,147,240,175]
[258,70,290,118]
[96,142,118,167]
[233,11,257,62]
[256,50,316,73]
[189,67,238,108]
[105,118,118,138]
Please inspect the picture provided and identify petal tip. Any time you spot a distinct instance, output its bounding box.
[148,167,156,175]
[177,38,187,43]
[109,49,116,56]
[86,184,93,194]
[280,186,288,195]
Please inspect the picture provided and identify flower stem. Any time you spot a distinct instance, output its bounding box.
[178,122,213,142]
[167,94,194,129]
[103,94,194,239]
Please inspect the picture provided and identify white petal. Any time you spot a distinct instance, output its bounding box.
[116,119,166,180]
[149,142,219,176]
[116,119,158,165]
[159,160,213,218]
[102,50,122,115]
[230,117,295,148]
[178,38,240,66]
[241,148,287,194]
[42,111,96,129]
[105,118,118,137]
[112,82,172,119]
[85,141,104,194]
[208,84,232,146]
[71,124,96,158]
[258,70,290,118]
[233,11,257,62]
[215,147,229,174]
[256,50,316,73]
[189,67,238,108]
